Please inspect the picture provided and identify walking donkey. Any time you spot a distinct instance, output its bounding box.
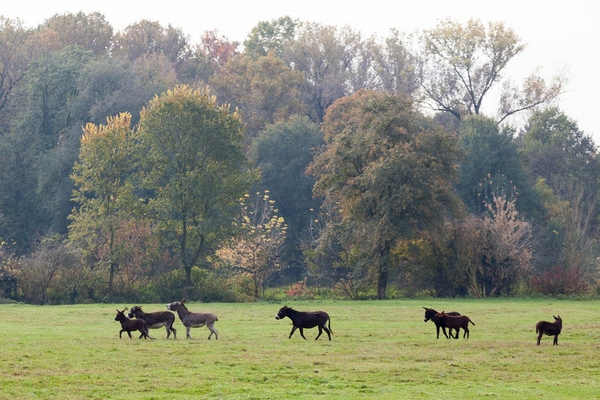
[434,311,476,339]
[128,305,177,339]
[423,307,461,339]
[114,308,151,339]
[166,299,218,340]
[275,306,332,341]
[536,315,562,345]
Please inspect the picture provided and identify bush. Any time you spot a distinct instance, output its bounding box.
[529,265,590,295]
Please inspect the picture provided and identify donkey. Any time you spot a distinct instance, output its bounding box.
[434,311,475,339]
[423,307,461,339]
[128,305,177,339]
[166,300,218,340]
[275,306,332,341]
[114,308,151,339]
[536,315,562,345]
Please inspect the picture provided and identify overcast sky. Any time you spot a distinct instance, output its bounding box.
[3,0,598,142]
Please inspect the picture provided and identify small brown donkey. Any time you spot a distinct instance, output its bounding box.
[423,307,461,339]
[536,315,562,345]
[434,311,475,339]
[114,308,151,339]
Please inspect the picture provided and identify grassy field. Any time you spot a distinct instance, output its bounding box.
[0,298,599,399]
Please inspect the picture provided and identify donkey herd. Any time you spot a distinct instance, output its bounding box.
[113,301,562,345]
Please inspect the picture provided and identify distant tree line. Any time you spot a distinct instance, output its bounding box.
[0,13,597,304]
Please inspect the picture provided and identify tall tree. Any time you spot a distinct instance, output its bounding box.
[251,116,324,277]
[0,17,30,119]
[138,85,255,291]
[243,16,297,58]
[282,23,351,122]
[210,53,305,144]
[418,18,563,123]
[309,90,462,299]
[456,115,540,217]
[520,107,600,201]
[39,12,113,56]
[112,20,190,67]
[372,29,418,96]
[69,112,141,301]
[520,109,600,292]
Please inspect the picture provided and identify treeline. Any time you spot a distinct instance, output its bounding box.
[0,13,597,304]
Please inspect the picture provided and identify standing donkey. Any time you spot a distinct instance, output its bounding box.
[536,315,562,345]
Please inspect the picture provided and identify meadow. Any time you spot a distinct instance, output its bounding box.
[0,298,599,399]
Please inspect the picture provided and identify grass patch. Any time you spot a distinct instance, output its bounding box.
[0,299,598,399]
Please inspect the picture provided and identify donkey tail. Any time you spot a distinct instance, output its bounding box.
[469,318,475,325]
[328,317,333,335]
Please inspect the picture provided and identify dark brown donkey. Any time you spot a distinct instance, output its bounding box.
[128,305,177,339]
[536,315,562,345]
[275,306,332,340]
[114,309,151,339]
[423,307,461,339]
[434,311,475,339]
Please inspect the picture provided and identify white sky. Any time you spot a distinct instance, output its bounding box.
[3,0,599,143]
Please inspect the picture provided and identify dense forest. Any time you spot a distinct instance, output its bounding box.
[0,12,597,304]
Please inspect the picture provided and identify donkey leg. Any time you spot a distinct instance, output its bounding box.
[207,323,218,340]
[315,326,323,340]
[553,335,558,345]
[289,326,297,339]
[186,326,193,339]
[299,327,307,340]
[537,332,542,345]
[323,326,332,341]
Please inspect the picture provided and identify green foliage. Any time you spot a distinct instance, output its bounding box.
[457,115,541,217]
[311,91,462,299]
[139,85,256,285]
[244,16,298,58]
[251,116,324,278]
[210,53,306,143]
[0,13,598,302]
[69,113,142,300]
[521,107,600,201]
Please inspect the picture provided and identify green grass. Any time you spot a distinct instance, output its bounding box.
[0,299,599,399]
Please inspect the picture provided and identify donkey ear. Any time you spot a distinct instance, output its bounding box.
[181,299,187,303]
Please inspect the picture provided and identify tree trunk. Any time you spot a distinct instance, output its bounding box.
[377,244,391,300]
[108,261,116,302]
[183,264,193,299]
